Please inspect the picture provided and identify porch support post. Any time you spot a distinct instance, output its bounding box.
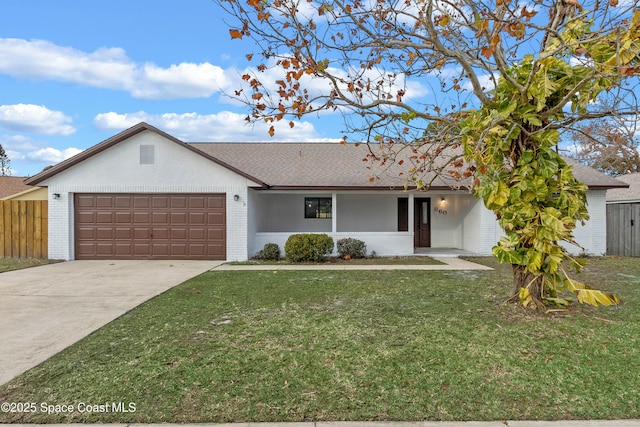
[408,193,415,250]
[331,193,337,234]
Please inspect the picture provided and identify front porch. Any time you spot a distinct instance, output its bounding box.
[247,190,498,258]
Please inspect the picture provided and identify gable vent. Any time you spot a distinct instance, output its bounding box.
[140,145,155,165]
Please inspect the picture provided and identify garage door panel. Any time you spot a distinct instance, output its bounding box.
[207,212,225,223]
[189,212,206,225]
[96,228,114,240]
[189,197,206,209]
[133,196,150,209]
[115,197,132,208]
[170,228,187,239]
[76,195,96,208]
[208,228,224,239]
[115,228,133,239]
[115,243,133,256]
[207,244,225,257]
[134,244,151,256]
[188,244,205,256]
[152,212,169,224]
[75,193,226,260]
[115,212,132,224]
[134,228,151,239]
[133,212,151,225]
[170,212,187,225]
[207,196,224,209]
[96,243,115,256]
[170,244,187,256]
[152,227,169,239]
[189,228,205,240]
[152,197,168,208]
[96,212,114,224]
[171,197,188,209]
[96,196,115,208]
[152,243,170,256]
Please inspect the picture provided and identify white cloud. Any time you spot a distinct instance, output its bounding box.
[27,147,83,163]
[0,134,83,174]
[0,38,231,100]
[93,111,330,142]
[0,104,75,135]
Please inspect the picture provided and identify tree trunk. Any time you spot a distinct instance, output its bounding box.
[511,264,545,307]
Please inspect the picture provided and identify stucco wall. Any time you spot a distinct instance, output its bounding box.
[41,130,256,261]
[252,192,332,233]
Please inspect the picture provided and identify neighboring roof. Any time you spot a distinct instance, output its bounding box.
[606,173,640,202]
[0,186,47,201]
[23,122,630,191]
[0,176,34,199]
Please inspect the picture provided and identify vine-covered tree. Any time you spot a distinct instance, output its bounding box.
[568,119,640,176]
[0,144,10,176]
[215,0,640,307]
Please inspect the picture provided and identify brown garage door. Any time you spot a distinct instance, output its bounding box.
[74,194,226,260]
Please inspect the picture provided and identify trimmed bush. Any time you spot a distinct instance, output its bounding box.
[285,233,334,262]
[257,243,281,261]
[337,238,367,259]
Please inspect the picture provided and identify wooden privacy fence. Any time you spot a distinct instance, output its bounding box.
[607,202,640,257]
[0,200,48,258]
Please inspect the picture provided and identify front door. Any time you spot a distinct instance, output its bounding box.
[414,198,431,247]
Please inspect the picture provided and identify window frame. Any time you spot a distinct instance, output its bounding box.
[304,197,332,219]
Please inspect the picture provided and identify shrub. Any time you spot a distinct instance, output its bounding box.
[337,238,367,259]
[257,243,281,261]
[285,233,334,262]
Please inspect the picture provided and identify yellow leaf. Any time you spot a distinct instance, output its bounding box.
[268,126,275,137]
[519,287,532,307]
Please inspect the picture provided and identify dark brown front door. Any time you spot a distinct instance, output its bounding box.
[74,193,226,260]
[414,198,431,248]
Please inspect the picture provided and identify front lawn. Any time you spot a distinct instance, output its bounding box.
[231,255,445,266]
[1,257,639,423]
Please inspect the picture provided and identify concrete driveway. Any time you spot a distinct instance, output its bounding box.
[0,259,222,385]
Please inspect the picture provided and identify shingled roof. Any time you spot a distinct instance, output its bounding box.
[23,122,629,190]
[189,142,464,189]
[606,173,640,202]
[191,142,628,190]
[0,176,34,199]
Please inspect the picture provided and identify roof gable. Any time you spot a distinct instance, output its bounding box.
[24,122,266,187]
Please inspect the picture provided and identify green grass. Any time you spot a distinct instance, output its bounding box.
[1,257,639,423]
[0,258,60,273]
[231,256,445,266]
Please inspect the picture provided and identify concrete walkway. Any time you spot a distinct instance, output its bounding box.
[0,260,222,385]
[213,257,493,271]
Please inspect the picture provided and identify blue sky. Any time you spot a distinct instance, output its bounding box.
[0,0,349,176]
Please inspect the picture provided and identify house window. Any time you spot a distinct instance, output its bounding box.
[305,197,332,219]
[140,145,155,165]
[397,198,408,231]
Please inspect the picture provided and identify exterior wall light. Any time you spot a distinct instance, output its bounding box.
[234,194,240,202]
[53,193,61,200]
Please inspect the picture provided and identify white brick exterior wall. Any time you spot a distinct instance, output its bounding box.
[37,128,611,261]
[41,131,256,261]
